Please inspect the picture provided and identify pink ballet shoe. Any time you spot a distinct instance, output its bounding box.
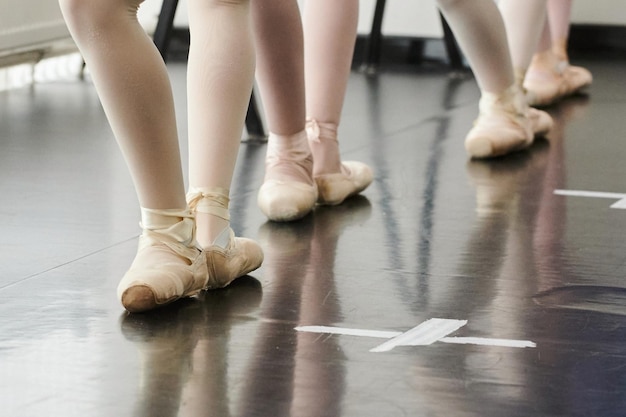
[258,131,318,222]
[117,211,209,313]
[524,62,592,107]
[563,64,592,93]
[313,161,373,206]
[188,187,263,287]
[306,119,373,206]
[465,84,553,159]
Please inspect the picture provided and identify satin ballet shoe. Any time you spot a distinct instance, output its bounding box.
[563,64,592,93]
[524,63,592,107]
[465,84,553,159]
[188,187,263,287]
[258,131,318,222]
[527,107,553,137]
[314,161,374,206]
[117,210,209,313]
[306,119,373,206]
[524,70,568,107]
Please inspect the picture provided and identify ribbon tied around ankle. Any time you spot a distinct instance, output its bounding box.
[186,187,230,221]
[305,119,338,143]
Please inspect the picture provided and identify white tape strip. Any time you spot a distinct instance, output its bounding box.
[295,326,401,339]
[440,337,536,348]
[610,198,626,209]
[553,189,626,199]
[370,318,467,353]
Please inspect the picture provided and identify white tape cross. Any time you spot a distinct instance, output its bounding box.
[296,318,536,353]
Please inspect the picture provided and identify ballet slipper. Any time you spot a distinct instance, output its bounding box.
[465,83,553,159]
[562,63,592,94]
[187,187,263,287]
[306,119,373,206]
[524,69,569,107]
[117,209,209,313]
[257,131,318,222]
[524,59,592,107]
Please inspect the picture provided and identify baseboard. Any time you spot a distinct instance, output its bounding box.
[166,23,626,66]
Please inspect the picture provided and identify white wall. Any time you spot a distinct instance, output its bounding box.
[571,1,626,25]
[139,0,626,38]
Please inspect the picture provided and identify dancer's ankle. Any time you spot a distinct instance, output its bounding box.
[306,118,342,176]
[186,187,232,249]
[140,207,195,245]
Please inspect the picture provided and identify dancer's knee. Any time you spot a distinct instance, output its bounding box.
[58,0,143,35]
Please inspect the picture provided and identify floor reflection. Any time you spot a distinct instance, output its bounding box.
[121,277,262,417]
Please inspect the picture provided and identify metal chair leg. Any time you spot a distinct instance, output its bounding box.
[153,0,179,62]
[439,12,466,72]
[361,0,387,74]
[245,89,266,142]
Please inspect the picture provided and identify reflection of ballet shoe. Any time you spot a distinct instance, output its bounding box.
[550,94,591,124]
[120,298,203,344]
[121,276,263,343]
[466,145,548,216]
[313,195,372,235]
[258,216,314,256]
[197,275,263,320]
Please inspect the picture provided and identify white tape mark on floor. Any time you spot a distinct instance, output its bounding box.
[295,319,537,352]
[295,326,401,339]
[554,189,626,209]
[439,337,536,348]
[370,319,467,352]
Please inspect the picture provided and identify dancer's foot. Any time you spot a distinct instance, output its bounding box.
[117,208,209,313]
[306,119,373,205]
[188,187,264,288]
[524,50,592,107]
[258,130,318,222]
[465,84,553,159]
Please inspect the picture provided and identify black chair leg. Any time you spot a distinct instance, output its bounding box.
[244,90,266,142]
[439,12,466,72]
[361,0,387,74]
[154,0,179,62]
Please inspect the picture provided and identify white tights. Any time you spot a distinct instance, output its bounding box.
[498,0,548,76]
[59,0,254,246]
[436,0,514,94]
[252,0,359,175]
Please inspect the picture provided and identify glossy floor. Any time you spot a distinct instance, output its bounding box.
[2,58,626,417]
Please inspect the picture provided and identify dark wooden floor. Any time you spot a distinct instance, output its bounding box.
[2,56,626,417]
